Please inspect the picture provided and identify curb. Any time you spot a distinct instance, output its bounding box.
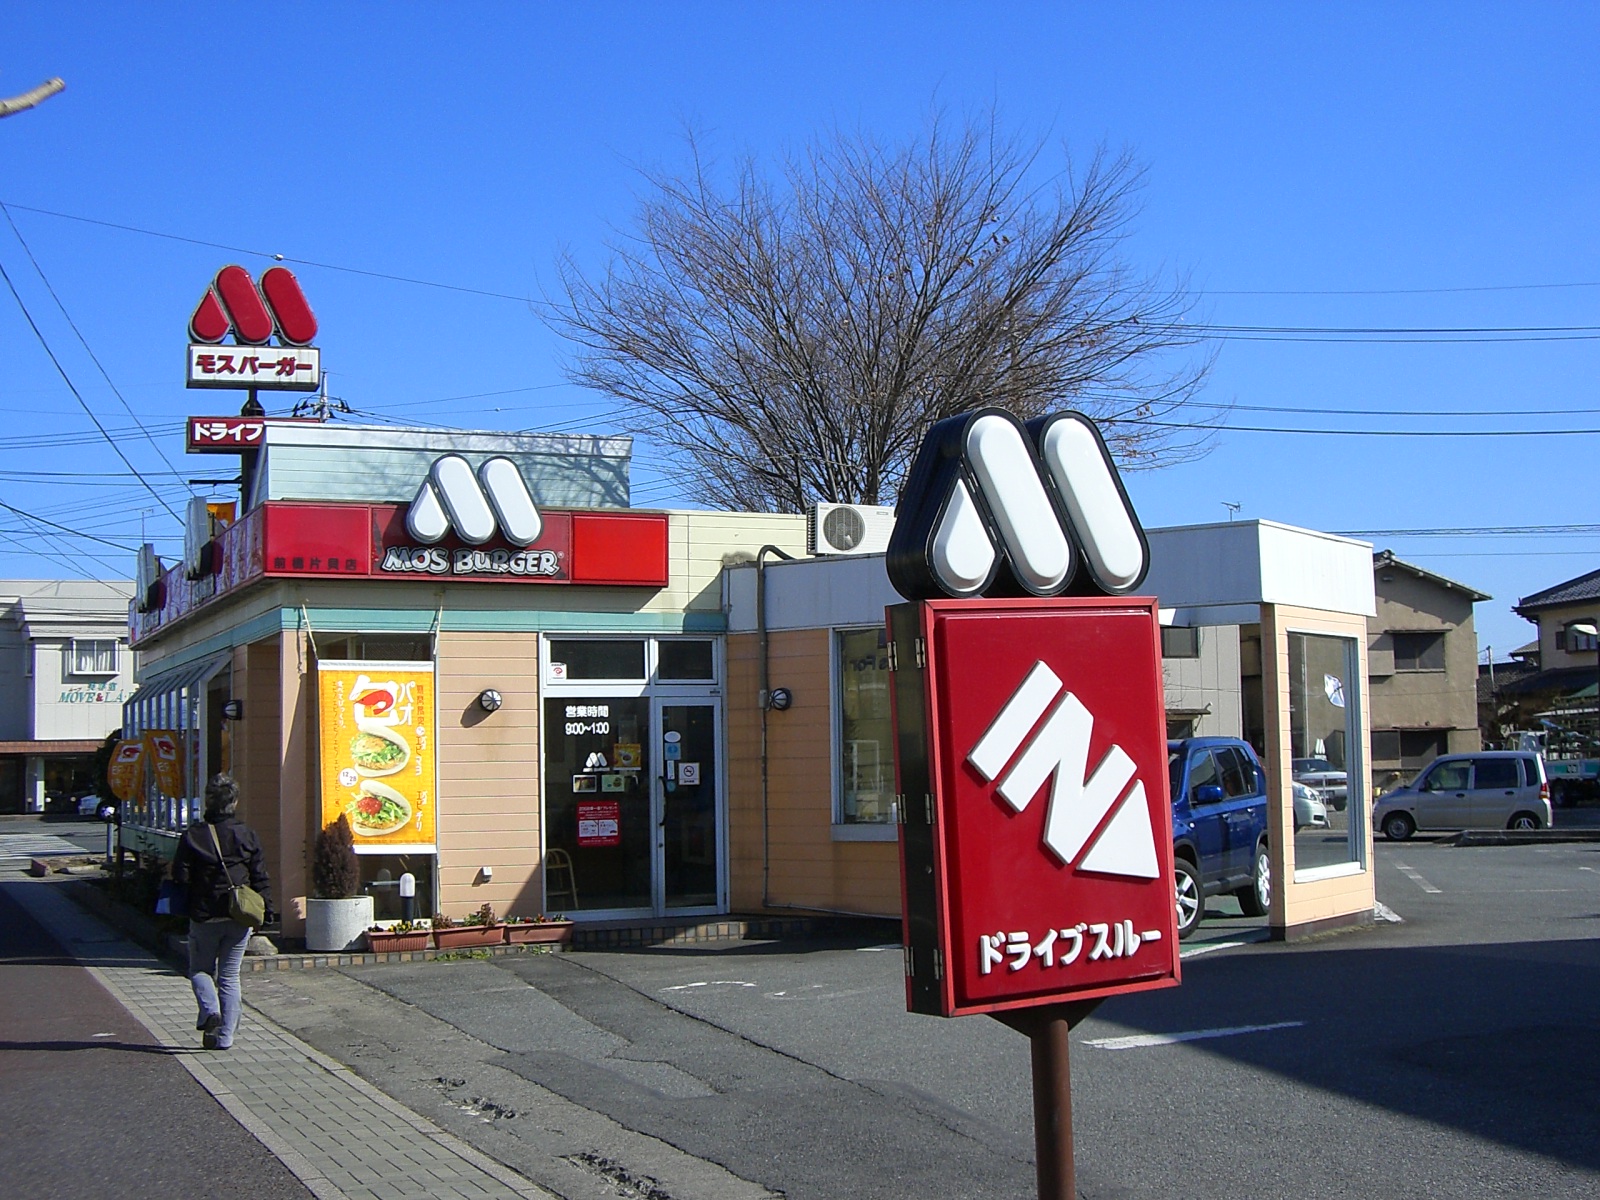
[1448,829,1600,846]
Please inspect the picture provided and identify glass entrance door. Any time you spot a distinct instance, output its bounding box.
[656,701,720,912]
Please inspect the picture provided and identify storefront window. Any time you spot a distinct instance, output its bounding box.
[836,628,894,824]
[543,696,651,910]
[1288,631,1366,875]
[548,639,646,681]
[658,640,715,681]
[316,635,433,661]
[359,854,438,921]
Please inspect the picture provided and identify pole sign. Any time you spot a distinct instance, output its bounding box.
[185,264,321,392]
[886,408,1179,1018]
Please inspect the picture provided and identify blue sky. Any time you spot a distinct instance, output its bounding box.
[2,4,1596,658]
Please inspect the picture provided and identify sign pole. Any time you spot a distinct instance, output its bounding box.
[996,1000,1097,1200]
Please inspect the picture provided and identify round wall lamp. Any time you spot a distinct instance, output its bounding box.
[767,687,793,711]
[477,689,503,713]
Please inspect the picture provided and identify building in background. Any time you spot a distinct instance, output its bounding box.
[0,580,135,813]
[1488,567,1600,753]
[1367,551,1487,789]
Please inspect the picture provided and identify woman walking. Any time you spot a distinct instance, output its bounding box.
[170,774,272,1050]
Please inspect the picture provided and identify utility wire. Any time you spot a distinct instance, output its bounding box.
[0,253,182,523]
[1338,524,1600,538]
[1132,419,1600,438]
[0,498,139,551]
[1188,399,1600,418]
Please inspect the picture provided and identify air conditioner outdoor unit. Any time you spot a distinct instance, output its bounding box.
[807,503,896,556]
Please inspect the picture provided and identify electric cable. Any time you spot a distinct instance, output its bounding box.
[0,202,195,498]
[0,252,182,523]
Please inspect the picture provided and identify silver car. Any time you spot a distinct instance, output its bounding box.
[1293,781,1329,831]
[1373,751,1550,840]
[1292,757,1348,810]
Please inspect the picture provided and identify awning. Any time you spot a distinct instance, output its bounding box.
[123,653,231,730]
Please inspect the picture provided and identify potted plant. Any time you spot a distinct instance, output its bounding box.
[503,913,575,946]
[365,919,430,953]
[433,904,502,949]
[305,815,374,951]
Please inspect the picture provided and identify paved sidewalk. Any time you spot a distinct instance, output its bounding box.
[6,874,553,1200]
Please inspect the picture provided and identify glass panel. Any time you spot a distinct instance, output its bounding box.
[1160,626,1200,659]
[662,703,718,909]
[1289,631,1366,874]
[1392,631,1445,671]
[1474,758,1519,790]
[548,639,646,680]
[543,697,651,911]
[658,640,715,681]
[1187,750,1220,804]
[358,853,437,921]
[1423,761,1469,791]
[316,635,433,661]
[1217,747,1253,799]
[836,628,893,823]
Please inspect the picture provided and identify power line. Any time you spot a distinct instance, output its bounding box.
[0,202,195,500]
[1204,280,1600,297]
[0,200,532,303]
[0,253,182,523]
[1339,525,1600,538]
[0,498,138,551]
[1189,399,1600,419]
[1133,419,1600,438]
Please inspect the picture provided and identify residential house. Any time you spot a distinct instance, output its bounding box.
[1368,551,1486,787]
[1493,567,1600,750]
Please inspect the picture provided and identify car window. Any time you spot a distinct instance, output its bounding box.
[1217,747,1255,798]
[1168,748,1184,803]
[1188,750,1220,804]
[1422,761,1471,791]
[1472,758,1519,790]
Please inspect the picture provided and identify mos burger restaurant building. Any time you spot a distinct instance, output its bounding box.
[123,420,801,939]
[123,417,1379,944]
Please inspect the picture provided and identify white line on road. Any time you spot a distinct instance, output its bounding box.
[1390,859,1441,894]
[661,980,757,991]
[1179,940,1246,959]
[1085,1020,1306,1051]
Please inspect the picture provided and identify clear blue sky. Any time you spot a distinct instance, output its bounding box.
[2,4,1596,659]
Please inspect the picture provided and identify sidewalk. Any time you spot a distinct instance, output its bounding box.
[5,872,554,1200]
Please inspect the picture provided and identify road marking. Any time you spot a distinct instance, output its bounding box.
[1178,929,1271,959]
[856,944,899,952]
[0,833,87,859]
[1373,901,1404,924]
[661,980,757,992]
[1085,1020,1306,1051]
[1390,859,1441,894]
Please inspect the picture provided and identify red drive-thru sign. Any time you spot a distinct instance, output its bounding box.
[888,597,1178,1016]
[885,408,1178,1020]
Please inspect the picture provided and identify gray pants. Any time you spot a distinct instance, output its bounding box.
[188,917,250,1047]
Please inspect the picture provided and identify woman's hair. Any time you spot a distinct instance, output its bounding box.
[204,773,240,820]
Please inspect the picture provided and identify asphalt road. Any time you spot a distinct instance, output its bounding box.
[0,884,313,1200]
[241,836,1600,1200]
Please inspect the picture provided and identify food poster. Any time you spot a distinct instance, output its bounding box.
[317,660,436,851]
[107,739,146,802]
[145,730,185,799]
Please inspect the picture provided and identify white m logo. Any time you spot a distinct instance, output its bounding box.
[968,660,1159,880]
[887,408,1148,601]
[406,454,543,547]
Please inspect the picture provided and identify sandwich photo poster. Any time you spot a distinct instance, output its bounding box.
[317,660,437,852]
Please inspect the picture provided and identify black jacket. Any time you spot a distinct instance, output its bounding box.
[170,816,273,922]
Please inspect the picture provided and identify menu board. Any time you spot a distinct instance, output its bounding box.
[317,660,436,852]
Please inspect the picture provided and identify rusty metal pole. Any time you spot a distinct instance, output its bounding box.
[1030,1009,1075,1200]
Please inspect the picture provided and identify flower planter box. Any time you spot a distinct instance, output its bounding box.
[504,921,574,946]
[366,930,430,953]
[434,925,504,949]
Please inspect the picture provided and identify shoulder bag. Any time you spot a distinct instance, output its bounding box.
[206,821,267,928]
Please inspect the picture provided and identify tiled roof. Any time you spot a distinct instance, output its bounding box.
[1516,567,1600,613]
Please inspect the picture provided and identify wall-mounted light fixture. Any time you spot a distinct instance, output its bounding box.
[478,689,502,713]
[221,699,244,720]
[767,687,793,711]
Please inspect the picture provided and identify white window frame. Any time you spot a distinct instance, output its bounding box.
[830,626,897,842]
[71,638,120,676]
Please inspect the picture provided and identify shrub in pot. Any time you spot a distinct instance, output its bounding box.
[304,815,373,951]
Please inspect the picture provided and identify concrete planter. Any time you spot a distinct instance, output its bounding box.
[365,928,431,953]
[305,896,375,952]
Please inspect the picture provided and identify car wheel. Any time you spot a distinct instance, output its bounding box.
[1174,857,1204,941]
[1236,842,1271,917]
[1382,811,1415,841]
[1507,811,1541,831]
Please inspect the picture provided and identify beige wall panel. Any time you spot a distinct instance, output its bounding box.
[727,628,901,917]
[278,630,313,936]
[435,631,544,919]
[235,640,284,909]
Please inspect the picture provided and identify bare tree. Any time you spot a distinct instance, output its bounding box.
[546,116,1214,513]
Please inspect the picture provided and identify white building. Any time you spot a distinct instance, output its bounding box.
[0,580,135,812]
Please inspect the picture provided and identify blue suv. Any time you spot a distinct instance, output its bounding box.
[1167,738,1271,939]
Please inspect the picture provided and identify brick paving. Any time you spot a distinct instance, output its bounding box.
[7,873,552,1200]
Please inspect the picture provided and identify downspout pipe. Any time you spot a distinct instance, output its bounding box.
[756,544,793,911]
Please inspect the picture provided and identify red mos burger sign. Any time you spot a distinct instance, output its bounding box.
[186,264,320,391]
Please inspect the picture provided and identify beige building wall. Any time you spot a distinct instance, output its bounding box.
[434,631,543,919]
[1368,568,1481,764]
[1262,603,1376,937]
[1532,599,1600,672]
[727,629,900,917]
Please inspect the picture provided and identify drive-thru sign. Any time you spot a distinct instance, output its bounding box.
[885,406,1178,1199]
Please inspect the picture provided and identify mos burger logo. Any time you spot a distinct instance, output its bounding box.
[190,265,318,347]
